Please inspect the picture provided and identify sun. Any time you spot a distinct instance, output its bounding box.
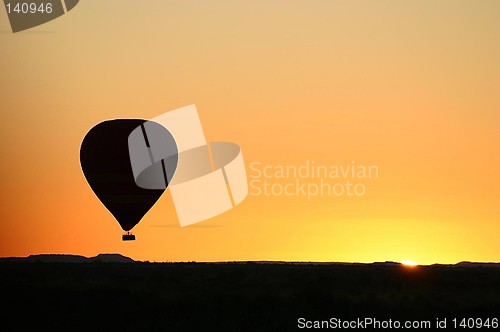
[401,260,419,267]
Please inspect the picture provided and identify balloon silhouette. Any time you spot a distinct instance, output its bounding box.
[80,119,178,241]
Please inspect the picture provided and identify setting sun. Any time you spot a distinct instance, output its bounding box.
[401,260,419,267]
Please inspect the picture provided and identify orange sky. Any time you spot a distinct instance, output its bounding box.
[0,1,499,264]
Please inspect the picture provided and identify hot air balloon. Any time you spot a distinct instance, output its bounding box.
[80,119,178,240]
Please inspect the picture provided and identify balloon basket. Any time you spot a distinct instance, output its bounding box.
[122,233,136,241]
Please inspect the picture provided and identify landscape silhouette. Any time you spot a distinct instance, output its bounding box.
[1,254,499,331]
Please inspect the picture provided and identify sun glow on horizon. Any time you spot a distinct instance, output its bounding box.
[401,260,419,267]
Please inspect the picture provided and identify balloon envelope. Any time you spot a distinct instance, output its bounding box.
[80,119,177,232]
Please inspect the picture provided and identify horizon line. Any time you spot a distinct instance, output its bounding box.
[1,253,499,266]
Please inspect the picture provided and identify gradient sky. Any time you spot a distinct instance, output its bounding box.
[0,0,499,264]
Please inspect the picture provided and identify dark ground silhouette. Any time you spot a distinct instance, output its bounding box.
[0,258,499,331]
